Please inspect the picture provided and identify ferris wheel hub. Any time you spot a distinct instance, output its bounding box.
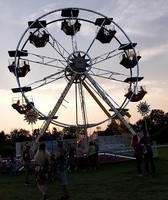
[67,51,92,74]
[74,57,86,69]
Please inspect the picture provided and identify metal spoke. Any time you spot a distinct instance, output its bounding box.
[21,52,67,68]
[78,82,88,126]
[39,73,77,137]
[89,66,129,82]
[91,49,123,65]
[27,70,65,90]
[85,72,136,134]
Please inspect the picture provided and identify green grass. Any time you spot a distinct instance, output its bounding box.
[0,146,168,200]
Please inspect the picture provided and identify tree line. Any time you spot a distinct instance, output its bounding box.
[98,109,168,144]
[0,109,168,157]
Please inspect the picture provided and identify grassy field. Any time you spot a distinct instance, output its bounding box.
[0,146,168,200]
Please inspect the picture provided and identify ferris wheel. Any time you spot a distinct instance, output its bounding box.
[8,8,146,135]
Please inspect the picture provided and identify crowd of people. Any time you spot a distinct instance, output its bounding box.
[20,139,99,200]
[0,131,156,200]
[22,140,70,200]
[21,133,156,200]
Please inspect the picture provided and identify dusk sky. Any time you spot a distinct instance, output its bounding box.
[0,0,168,134]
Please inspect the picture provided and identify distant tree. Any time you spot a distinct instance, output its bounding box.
[96,130,106,136]
[9,128,32,145]
[0,131,7,144]
[0,131,15,157]
[134,109,168,144]
[96,126,101,132]
[153,127,168,144]
[62,127,77,139]
[106,118,130,135]
[4,134,11,145]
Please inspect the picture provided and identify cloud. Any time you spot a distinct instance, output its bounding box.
[0,89,11,104]
[142,80,167,86]
[141,43,168,61]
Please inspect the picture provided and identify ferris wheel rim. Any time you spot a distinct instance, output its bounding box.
[11,7,140,129]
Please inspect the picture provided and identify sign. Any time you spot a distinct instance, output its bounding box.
[24,110,38,124]
[137,101,150,116]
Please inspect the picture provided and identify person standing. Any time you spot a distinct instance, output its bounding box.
[23,143,31,185]
[93,141,99,169]
[34,143,51,200]
[88,141,97,171]
[76,143,86,172]
[67,143,76,172]
[131,134,143,176]
[140,132,156,174]
[55,140,70,200]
